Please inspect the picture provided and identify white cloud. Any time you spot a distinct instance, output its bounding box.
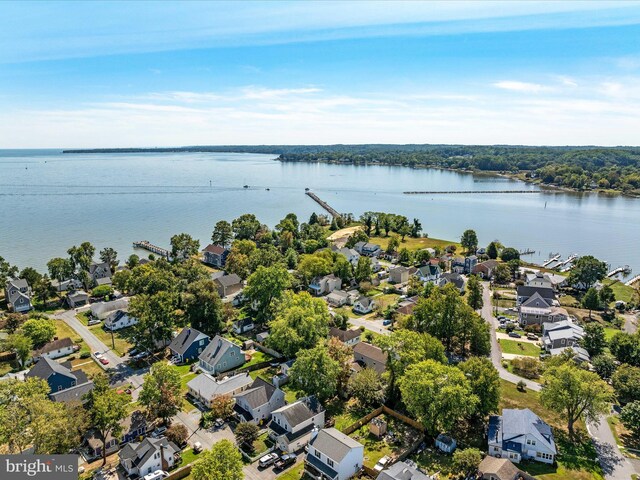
[2,78,640,148]
[492,81,552,93]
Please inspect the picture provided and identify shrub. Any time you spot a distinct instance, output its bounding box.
[166,424,188,446]
[511,357,541,379]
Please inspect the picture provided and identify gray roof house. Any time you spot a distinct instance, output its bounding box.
[305,428,364,480]
[478,456,536,480]
[89,262,112,283]
[542,320,585,351]
[186,372,252,408]
[488,408,557,464]
[197,335,245,375]
[269,396,325,453]
[414,265,441,284]
[310,274,342,296]
[438,273,465,293]
[5,278,32,313]
[548,346,591,363]
[168,327,210,363]
[66,290,89,308]
[213,273,243,299]
[234,377,286,424]
[353,296,375,314]
[516,286,557,306]
[518,293,569,326]
[119,437,180,478]
[389,266,410,285]
[376,461,434,480]
[26,357,94,402]
[33,337,76,360]
[90,298,129,320]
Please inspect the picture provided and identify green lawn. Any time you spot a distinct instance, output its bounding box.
[68,357,103,379]
[603,279,635,304]
[76,311,91,326]
[325,398,363,432]
[179,448,201,467]
[89,325,133,356]
[276,462,305,480]
[244,350,273,368]
[54,319,84,344]
[251,432,274,456]
[499,339,541,357]
[604,327,621,341]
[500,380,603,480]
[414,450,455,477]
[607,415,640,458]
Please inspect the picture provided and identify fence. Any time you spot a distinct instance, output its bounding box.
[165,464,191,480]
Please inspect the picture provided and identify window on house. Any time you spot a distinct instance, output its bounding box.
[315,451,321,459]
[58,385,63,391]
[327,459,334,467]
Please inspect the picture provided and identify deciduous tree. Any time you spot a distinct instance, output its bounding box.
[459,357,500,416]
[612,364,640,404]
[289,343,340,402]
[347,367,386,408]
[22,317,56,346]
[170,233,200,261]
[582,322,607,357]
[181,279,224,335]
[466,275,483,310]
[211,220,233,246]
[399,360,478,435]
[244,264,291,323]
[191,440,243,480]
[541,363,613,437]
[460,229,478,253]
[139,361,183,423]
[569,255,607,291]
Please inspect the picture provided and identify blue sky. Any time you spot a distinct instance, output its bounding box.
[1,1,640,147]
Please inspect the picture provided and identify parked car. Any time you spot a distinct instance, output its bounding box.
[133,351,150,360]
[93,351,103,359]
[508,332,522,338]
[151,426,167,438]
[100,358,109,365]
[88,319,101,326]
[374,456,391,473]
[258,453,279,468]
[143,471,168,480]
[274,454,296,470]
[526,333,538,340]
[214,418,225,429]
[382,319,392,326]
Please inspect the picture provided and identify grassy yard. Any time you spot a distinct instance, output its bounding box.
[603,279,635,304]
[68,357,103,378]
[607,415,640,458]
[89,325,133,356]
[414,449,455,477]
[349,414,421,469]
[604,327,622,341]
[250,432,274,456]
[369,235,461,252]
[276,462,305,480]
[76,311,91,326]
[244,350,273,368]
[499,339,541,357]
[54,319,84,344]
[179,447,202,467]
[372,293,400,311]
[500,379,603,480]
[325,397,363,432]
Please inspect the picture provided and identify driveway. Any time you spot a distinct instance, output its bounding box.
[623,313,638,334]
[243,452,304,480]
[173,409,234,451]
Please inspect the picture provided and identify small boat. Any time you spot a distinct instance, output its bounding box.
[243,185,249,189]
[265,188,270,191]
[305,187,310,191]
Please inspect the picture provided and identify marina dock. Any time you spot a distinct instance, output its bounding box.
[625,274,640,286]
[133,240,171,259]
[542,254,561,267]
[305,191,343,219]
[607,266,631,278]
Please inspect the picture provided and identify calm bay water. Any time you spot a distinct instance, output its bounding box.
[1,149,639,276]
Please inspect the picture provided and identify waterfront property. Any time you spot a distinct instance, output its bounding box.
[202,243,229,268]
[4,278,32,313]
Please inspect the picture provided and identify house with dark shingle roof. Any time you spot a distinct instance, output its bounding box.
[488,409,556,464]
[353,342,387,374]
[305,428,364,480]
[5,278,32,313]
[473,259,500,279]
[89,262,112,284]
[202,244,229,268]
[85,410,148,459]
[516,286,557,306]
[233,377,285,424]
[197,335,244,374]
[269,396,325,453]
[168,327,210,363]
[376,460,434,480]
[438,273,465,293]
[213,273,243,298]
[119,437,180,478]
[414,265,442,284]
[26,357,94,402]
[329,327,361,347]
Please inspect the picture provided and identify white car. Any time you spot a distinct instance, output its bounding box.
[143,470,168,480]
[93,351,103,359]
[374,455,391,472]
[258,453,279,468]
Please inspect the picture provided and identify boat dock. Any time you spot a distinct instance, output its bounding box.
[305,191,342,219]
[625,274,640,286]
[403,190,541,195]
[607,265,631,278]
[558,254,578,267]
[519,249,536,256]
[542,254,561,267]
[133,240,170,259]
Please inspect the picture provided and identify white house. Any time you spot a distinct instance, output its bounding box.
[414,265,441,284]
[186,372,252,408]
[91,298,129,320]
[329,327,361,347]
[34,337,76,360]
[333,247,360,266]
[305,428,364,480]
[269,396,326,453]
[488,409,557,464]
[233,377,285,424]
[354,242,382,257]
[326,290,351,307]
[353,296,375,314]
[310,274,342,296]
[119,437,180,478]
[104,310,137,331]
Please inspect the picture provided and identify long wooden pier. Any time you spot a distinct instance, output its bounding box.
[607,266,631,278]
[133,240,170,259]
[403,190,541,195]
[625,274,640,286]
[542,254,561,267]
[305,191,342,219]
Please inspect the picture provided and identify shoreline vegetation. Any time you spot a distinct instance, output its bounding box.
[62,144,640,197]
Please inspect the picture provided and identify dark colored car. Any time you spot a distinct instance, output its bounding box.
[274,454,297,470]
[508,332,522,338]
